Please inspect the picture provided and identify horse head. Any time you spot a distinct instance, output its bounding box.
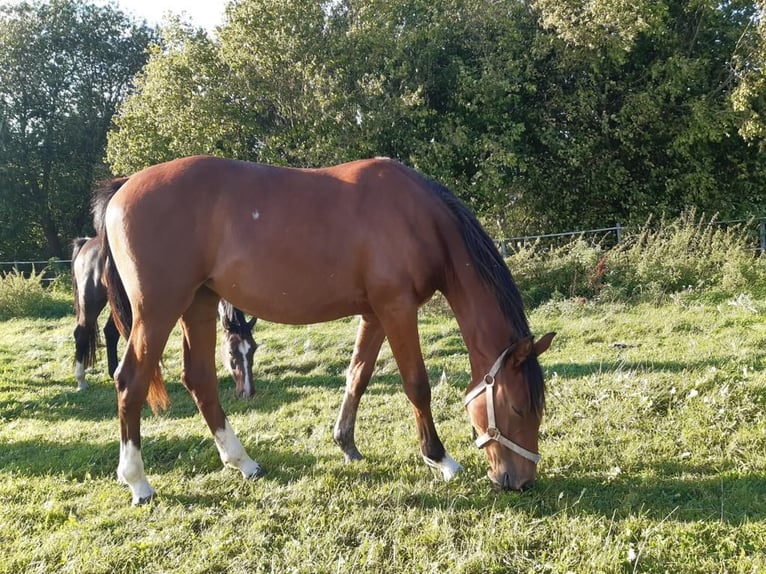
[219,301,258,399]
[464,332,555,490]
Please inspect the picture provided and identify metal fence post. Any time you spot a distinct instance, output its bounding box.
[760,219,765,254]
[616,223,622,243]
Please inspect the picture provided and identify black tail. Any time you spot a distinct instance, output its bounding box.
[71,237,100,369]
[73,323,99,369]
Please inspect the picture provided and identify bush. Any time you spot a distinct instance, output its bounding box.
[0,267,71,320]
[508,212,766,308]
[603,212,766,301]
[507,238,607,308]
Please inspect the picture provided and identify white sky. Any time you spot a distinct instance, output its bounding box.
[99,0,229,32]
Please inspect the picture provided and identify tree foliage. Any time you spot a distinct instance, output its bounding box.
[0,0,153,259]
[4,0,766,260]
[106,0,766,237]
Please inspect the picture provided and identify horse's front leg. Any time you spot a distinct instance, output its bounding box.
[379,305,462,481]
[333,314,386,462]
[180,291,265,480]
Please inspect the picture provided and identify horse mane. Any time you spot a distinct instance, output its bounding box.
[219,300,251,337]
[411,168,546,414]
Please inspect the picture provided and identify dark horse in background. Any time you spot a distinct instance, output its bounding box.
[93,156,554,505]
[71,234,257,397]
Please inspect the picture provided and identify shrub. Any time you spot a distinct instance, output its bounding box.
[507,238,606,308]
[603,212,766,301]
[507,212,766,308]
[0,267,71,320]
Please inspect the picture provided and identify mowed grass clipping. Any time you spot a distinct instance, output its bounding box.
[1,295,765,573]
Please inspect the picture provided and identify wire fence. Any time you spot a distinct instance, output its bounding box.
[2,217,765,282]
[497,218,766,256]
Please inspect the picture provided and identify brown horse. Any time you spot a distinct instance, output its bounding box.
[93,156,554,505]
[72,234,257,397]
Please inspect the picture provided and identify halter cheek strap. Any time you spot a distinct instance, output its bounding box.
[463,345,542,465]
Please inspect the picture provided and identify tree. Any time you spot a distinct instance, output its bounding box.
[0,0,153,259]
[106,0,766,236]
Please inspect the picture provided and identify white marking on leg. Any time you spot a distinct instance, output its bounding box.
[117,440,156,505]
[214,420,262,478]
[423,452,463,481]
[75,361,88,391]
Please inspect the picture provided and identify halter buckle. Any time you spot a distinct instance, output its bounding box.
[483,374,495,387]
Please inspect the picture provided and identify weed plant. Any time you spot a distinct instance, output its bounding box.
[0,268,71,320]
[508,212,766,308]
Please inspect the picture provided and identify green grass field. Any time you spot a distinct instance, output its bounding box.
[1,293,765,573]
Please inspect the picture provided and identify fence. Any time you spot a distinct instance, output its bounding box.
[497,218,766,256]
[2,217,766,282]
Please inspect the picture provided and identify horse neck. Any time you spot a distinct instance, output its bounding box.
[442,267,520,384]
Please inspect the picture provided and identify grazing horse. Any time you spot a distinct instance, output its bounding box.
[93,156,554,505]
[72,234,257,397]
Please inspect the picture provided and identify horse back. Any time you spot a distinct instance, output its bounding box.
[106,156,459,323]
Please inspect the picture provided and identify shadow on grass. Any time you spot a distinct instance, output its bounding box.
[393,461,766,525]
[0,371,406,423]
[0,433,318,486]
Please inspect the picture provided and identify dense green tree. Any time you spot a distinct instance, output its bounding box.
[106,0,766,236]
[512,0,766,231]
[0,0,153,259]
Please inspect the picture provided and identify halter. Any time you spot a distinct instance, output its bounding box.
[463,344,542,465]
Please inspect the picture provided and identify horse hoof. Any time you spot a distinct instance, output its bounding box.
[246,465,266,481]
[76,383,88,392]
[132,491,157,506]
[343,450,363,463]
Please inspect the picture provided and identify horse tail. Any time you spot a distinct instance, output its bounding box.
[70,237,89,317]
[94,177,169,413]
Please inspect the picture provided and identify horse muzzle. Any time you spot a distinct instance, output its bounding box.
[488,470,535,492]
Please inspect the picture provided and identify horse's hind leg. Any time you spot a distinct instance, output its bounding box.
[333,314,386,462]
[115,320,174,505]
[378,305,462,481]
[180,288,264,480]
[104,314,119,378]
[73,323,95,391]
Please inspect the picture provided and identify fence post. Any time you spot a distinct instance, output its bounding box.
[760,219,766,254]
[615,223,622,243]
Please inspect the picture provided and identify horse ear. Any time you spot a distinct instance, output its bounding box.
[510,336,534,367]
[533,332,556,356]
[247,316,257,330]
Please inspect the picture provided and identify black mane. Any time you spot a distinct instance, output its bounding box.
[218,300,251,337]
[415,170,546,413]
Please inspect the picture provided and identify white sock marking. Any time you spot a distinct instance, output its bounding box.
[423,453,463,481]
[118,440,155,504]
[214,420,262,478]
[75,362,87,391]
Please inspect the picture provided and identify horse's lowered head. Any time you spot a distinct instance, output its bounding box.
[464,332,555,491]
[218,301,258,398]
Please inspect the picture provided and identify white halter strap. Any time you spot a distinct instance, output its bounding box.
[463,345,542,465]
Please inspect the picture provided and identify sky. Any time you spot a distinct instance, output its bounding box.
[97,0,228,32]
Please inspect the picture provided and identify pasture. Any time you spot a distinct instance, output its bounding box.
[1,291,765,573]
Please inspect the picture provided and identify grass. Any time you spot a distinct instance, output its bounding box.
[1,293,765,573]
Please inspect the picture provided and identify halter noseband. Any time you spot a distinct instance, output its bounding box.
[463,344,542,465]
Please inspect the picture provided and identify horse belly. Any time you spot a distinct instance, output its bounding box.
[208,250,371,325]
